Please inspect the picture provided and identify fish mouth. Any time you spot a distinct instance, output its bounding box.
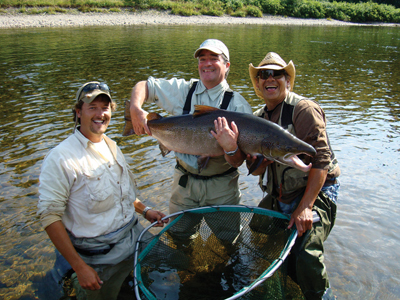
[280,153,312,172]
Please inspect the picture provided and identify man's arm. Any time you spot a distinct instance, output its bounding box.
[134,198,169,227]
[45,221,103,290]
[288,168,327,237]
[130,81,150,135]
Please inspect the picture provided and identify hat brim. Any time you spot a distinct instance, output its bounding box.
[249,61,295,98]
[79,90,112,103]
[194,47,230,61]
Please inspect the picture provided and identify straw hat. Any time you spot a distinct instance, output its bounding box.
[249,52,295,99]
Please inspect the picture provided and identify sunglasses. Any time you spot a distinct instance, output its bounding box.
[79,83,110,100]
[257,69,286,80]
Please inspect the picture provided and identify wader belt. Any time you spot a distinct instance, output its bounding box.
[323,178,338,187]
[176,161,237,188]
[72,218,138,256]
[182,81,234,115]
[74,244,116,256]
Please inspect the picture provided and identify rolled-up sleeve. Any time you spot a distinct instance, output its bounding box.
[293,100,331,170]
[146,76,193,115]
[37,150,76,229]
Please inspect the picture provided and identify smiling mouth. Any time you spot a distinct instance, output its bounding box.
[265,86,277,91]
[93,120,105,125]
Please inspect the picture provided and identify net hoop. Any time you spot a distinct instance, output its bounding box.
[133,205,319,300]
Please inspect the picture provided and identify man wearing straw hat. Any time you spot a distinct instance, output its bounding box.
[38,81,167,299]
[129,39,252,245]
[247,53,341,300]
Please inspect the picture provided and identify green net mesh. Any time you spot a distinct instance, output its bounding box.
[134,206,303,300]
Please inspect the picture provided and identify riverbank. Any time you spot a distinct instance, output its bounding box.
[0,8,398,28]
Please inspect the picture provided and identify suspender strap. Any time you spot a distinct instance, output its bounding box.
[182,81,234,114]
[220,91,233,110]
[280,101,294,129]
[183,81,198,115]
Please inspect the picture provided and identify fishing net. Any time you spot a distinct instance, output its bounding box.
[134,205,304,300]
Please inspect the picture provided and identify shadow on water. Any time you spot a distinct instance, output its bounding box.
[0,24,399,299]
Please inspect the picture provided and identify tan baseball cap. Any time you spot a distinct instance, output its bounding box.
[194,39,230,61]
[75,81,112,103]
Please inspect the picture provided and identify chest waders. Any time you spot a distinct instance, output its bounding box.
[177,81,235,188]
[257,93,338,204]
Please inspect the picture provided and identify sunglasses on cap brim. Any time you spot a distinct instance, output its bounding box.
[257,69,286,80]
[79,83,110,100]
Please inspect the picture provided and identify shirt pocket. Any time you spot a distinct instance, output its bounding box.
[84,168,115,214]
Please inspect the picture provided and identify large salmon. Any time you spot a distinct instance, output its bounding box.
[123,101,316,173]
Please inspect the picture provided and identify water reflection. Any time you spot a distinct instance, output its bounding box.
[0,24,399,299]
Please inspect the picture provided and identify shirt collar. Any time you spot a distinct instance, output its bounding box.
[195,79,230,98]
[73,128,117,154]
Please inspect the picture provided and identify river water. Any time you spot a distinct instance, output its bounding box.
[0,24,399,299]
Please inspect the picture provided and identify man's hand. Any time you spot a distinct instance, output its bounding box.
[75,264,103,290]
[288,205,314,237]
[130,107,150,136]
[211,117,238,152]
[145,209,169,227]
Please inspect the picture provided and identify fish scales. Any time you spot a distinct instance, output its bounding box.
[123,102,316,172]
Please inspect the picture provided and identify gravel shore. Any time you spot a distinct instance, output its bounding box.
[0,9,398,29]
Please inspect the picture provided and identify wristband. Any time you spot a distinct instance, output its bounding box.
[224,145,239,156]
[142,206,151,218]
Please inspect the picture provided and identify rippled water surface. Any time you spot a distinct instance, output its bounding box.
[0,24,399,299]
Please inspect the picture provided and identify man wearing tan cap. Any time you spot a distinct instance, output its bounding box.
[129,39,252,246]
[247,53,340,300]
[38,81,167,299]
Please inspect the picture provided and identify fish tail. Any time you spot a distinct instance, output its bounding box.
[122,100,135,136]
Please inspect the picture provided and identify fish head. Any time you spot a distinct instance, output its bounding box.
[260,135,316,172]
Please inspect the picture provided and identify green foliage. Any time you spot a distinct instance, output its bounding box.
[199,0,225,16]
[1,0,399,23]
[223,0,244,13]
[321,0,400,23]
[260,0,284,15]
[170,2,200,16]
[231,4,262,16]
[323,0,399,9]
[293,0,325,18]
[151,0,174,10]
[280,0,301,14]
[246,4,262,16]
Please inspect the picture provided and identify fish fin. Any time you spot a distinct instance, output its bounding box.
[193,105,219,117]
[122,100,136,136]
[158,142,171,157]
[247,155,265,175]
[197,156,210,173]
[147,112,163,121]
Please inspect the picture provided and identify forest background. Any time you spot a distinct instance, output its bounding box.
[0,0,399,26]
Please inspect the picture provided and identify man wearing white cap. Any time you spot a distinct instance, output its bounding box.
[38,82,167,299]
[247,53,340,300]
[129,39,252,245]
